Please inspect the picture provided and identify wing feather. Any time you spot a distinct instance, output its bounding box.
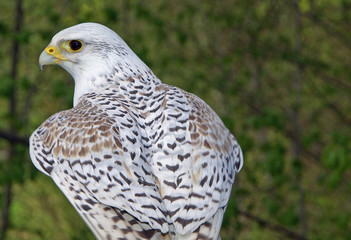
[147,86,243,236]
[30,95,170,234]
[30,83,243,238]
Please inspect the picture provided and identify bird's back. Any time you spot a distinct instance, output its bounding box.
[30,79,242,239]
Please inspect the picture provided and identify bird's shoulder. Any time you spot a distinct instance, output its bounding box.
[29,93,135,174]
[152,85,243,172]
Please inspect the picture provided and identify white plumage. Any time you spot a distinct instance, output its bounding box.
[30,23,243,240]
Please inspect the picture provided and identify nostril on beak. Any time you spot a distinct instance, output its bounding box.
[46,46,55,55]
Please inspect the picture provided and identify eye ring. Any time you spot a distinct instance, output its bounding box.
[68,40,83,52]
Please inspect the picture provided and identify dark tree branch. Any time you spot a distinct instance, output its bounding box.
[0,186,12,240]
[305,12,351,52]
[238,210,308,240]
[0,0,23,239]
[306,74,351,125]
[291,1,307,237]
[0,129,29,145]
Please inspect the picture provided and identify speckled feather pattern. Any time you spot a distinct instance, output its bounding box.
[30,23,243,240]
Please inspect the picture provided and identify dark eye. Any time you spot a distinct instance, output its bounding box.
[69,40,83,51]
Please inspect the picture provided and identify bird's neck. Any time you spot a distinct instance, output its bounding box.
[72,61,161,107]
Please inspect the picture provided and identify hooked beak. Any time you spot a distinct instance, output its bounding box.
[39,45,69,70]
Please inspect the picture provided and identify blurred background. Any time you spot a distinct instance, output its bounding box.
[0,0,350,239]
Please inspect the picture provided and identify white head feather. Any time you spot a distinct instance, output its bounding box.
[39,22,153,106]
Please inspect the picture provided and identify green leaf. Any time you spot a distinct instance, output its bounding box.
[0,21,9,35]
[0,75,13,98]
[264,197,279,215]
[278,208,299,226]
[322,144,349,171]
[104,7,119,23]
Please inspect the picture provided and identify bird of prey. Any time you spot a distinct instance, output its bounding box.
[30,23,243,240]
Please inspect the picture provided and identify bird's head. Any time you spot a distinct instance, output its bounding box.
[39,22,151,105]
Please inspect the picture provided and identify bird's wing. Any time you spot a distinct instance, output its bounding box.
[30,95,170,233]
[30,86,243,237]
[149,86,243,235]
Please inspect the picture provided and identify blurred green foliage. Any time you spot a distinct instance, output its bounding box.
[0,0,350,239]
